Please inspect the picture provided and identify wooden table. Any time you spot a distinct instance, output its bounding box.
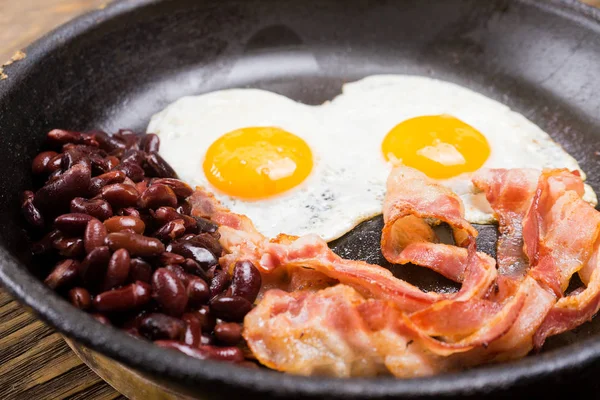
[2,0,600,399]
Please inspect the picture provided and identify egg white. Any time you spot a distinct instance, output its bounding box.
[148,75,597,240]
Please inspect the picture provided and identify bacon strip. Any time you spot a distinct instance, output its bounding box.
[243,284,444,377]
[472,169,539,277]
[381,167,477,265]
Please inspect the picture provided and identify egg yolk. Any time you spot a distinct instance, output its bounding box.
[381,115,490,179]
[203,127,313,199]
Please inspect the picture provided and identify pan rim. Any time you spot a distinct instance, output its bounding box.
[1,0,600,397]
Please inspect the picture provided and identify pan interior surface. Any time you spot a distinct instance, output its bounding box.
[1,0,600,398]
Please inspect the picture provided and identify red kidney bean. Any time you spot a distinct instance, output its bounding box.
[105,155,120,170]
[32,151,59,174]
[61,147,91,171]
[141,133,160,153]
[69,287,91,310]
[47,153,64,173]
[121,149,145,165]
[176,200,192,216]
[21,191,45,229]
[70,197,113,221]
[90,170,126,195]
[189,233,223,258]
[153,207,197,232]
[117,207,141,219]
[106,232,165,257]
[44,259,80,290]
[139,184,178,209]
[151,178,193,199]
[154,219,186,241]
[91,313,111,325]
[103,248,130,291]
[195,306,216,332]
[116,161,145,182]
[32,229,61,255]
[115,129,141,150]
[182,313,202,347]
[193,216,219,234]
[230,260,261,303]
[165,264,190,286]
[128,258,153,283]
[209,294,252,322]
[152,268,188,317]
[214,322,242,345]
[54,213,94,236]
[84,218,108,254]
[79,246,111,288]
[52,236,85,258]
[101,183,139,208]
[145,152,178,178]
[154,341,244,362]
[187,277,210,308]
[47,129,84,146]
[34,163,92,215]
[159,252,185,266]
[93,130,126,153]
[139,313,185,341]
[171,240,218,271]
[135,180,148,195]
[209,270,230,298]
[93,281,151,313]
[181,258,209,282]
[103,216,145,234]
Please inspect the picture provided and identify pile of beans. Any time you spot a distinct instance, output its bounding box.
[21,128,261,366]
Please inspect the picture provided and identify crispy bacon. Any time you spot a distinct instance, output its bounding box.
[472,169,539,277]
[243,284,444,377]
[381,167,477,265]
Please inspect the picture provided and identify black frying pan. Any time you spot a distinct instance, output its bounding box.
[1,0,600,398]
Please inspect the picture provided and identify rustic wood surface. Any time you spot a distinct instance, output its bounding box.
[1,0,600,399]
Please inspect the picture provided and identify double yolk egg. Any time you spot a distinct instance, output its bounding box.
[149,75,592,240]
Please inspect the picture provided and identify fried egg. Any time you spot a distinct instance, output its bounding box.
[148,75,597,240]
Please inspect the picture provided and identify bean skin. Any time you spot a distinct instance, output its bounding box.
[195,306,216,332]
[187,277,210,308]
[70,197,113,221]
[151,178,193,199]
[159,252,185,266]
[171,240,218,271]
[116,161,145,183]
[209,270,230,298]
[209,294,253,322]
[182,313,202,347]
[154,219,186,241]
[21,191,45,229]
[34,163,92,215]
[84,218,108,254]
[139,313,185,341]
[128,258,153,283]
[54,213,94,236]
[193,216,218,234]
[93,130,126,153]
[103,248,130,291]
[44,259,80,290]
[79,246,111,289]
[90,170,126,195]
[101,183,139,209]
[145,152,178,178]
[177,200,192,216]
[69,287,91,310]
[230,260,262,303]
[104,216,145,234]
[141,133,160,153]
[181,258,209,282]
[165,265,190,286]
[214,322,243,346]
[32,151,59,174]
[152,268,188,317]
[93,281,151,313]
[153,207,196,232]
[139,184,178,209]
[52,236,85,258]
[106,232,165,257]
